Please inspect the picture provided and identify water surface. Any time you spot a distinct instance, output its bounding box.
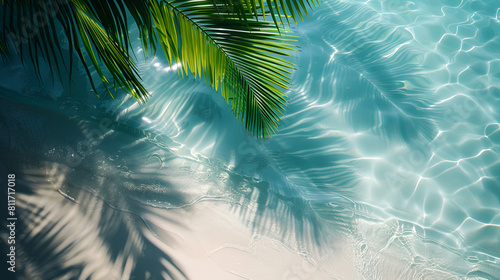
[1,0,500,279]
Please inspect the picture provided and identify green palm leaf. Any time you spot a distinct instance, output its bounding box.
[211,0,318,27]
[1,0,150,101]
[0,0,316,138]
[152,0,297,137]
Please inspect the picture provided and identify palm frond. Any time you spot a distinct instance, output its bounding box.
[0,0,315,137]
[152,0,296,137]
[73,2,149,101]
[1,0,150,102]
[211,0,318,28]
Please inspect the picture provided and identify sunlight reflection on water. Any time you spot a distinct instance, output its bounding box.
[1,0,500,279]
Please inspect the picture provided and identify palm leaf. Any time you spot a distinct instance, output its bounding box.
[0,0,316,137]
[1,0,150,102]
[152,0,297,137]
[211,0,318,28]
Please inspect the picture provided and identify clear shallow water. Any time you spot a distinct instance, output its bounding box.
[1,0,500,279]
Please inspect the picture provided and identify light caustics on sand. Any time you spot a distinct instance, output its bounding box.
[1,0,500,279]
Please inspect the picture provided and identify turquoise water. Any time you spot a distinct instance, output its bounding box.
[1,0,500,279]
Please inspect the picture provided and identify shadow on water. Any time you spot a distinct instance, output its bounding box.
[0,75,361,278]
[0,87,189,279]
[297,1,439,146]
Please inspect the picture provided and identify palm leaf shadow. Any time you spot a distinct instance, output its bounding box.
[227,153,358,250]
[0,89,190,280]
[314,2,439,144]
[221,110,361,250]
[5,168,187,280]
